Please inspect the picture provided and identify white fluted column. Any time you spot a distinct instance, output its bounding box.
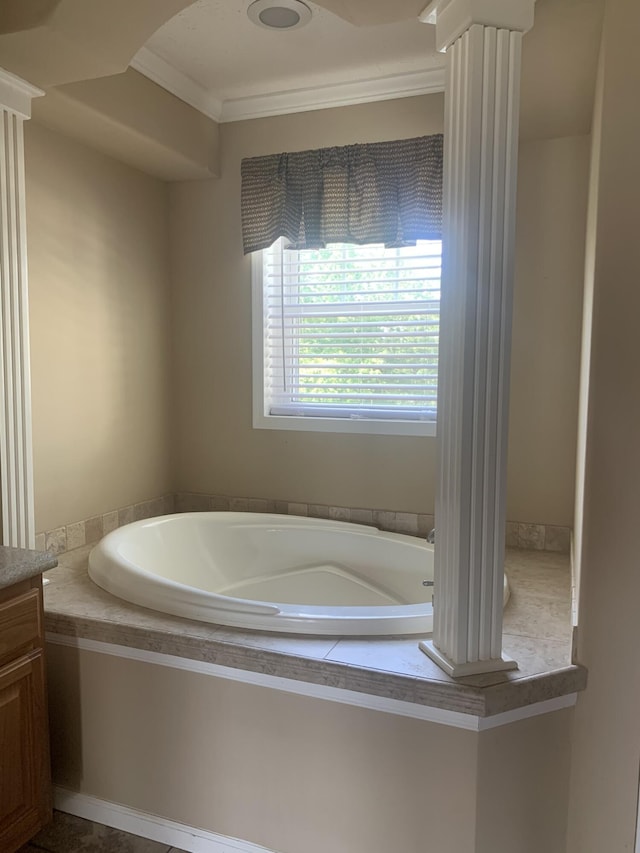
[419,0,534,677]
[0,69,43,548]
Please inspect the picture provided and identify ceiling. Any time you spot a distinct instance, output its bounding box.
[132,0,604,135]
[133,0,444,122]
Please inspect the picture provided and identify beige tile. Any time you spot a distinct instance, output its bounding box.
[273,500,289,514]
[506,548,569,571]
[84,515,104,544]
[228,496,248,512]
[308,503,330,519]
[417,514,435,537]
[503,594,571,642]
[394,512,419,535]
[162,494,176,514]
[501,635,572,675]
[174,493,188,512]
[374,510,396,531]
[248,498,269,512]
[45,527,67,555]
[66,521,86,551]
[350,508,374,526]
[177,493,210,512]
[118,505,135,527]
[505,521,519,548]
[50,543,94,574]
[326,638,452,682]
[102,510,119,534]
[211,628,339,659]
[328,505,350,522]
[146,497,166,518]
[209,495,229,511]
[133,501,154,521]
[545,525,571,553]
[288,502,308,516]
[34,532,46,552]
[518,522,545,550]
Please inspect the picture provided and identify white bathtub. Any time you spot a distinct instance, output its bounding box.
[88,512,436,636]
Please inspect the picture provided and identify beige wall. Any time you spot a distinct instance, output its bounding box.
[32,69,220,181]
[508,135,590,525]
[46,643,572,853]
[170,96,444,516]
[23,93,588,533]
[567,0,640,849]
[26,122,174,532]
[475,712,572,853]
[170,97,588,525]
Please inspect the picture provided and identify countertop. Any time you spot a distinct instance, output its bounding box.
[42,545,586,718]
[0,544,58,589]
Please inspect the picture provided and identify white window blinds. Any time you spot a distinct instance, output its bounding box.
[255,238,441,432]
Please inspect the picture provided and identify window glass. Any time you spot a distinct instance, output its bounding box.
[252,238,442,436]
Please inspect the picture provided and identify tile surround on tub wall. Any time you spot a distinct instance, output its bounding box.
[38,494,176,555]
[35,491,571,556]
[173,493,571,554]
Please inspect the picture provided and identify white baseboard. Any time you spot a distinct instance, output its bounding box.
[53,787,279,853]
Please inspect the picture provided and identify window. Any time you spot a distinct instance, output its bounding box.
[252,238,442,436]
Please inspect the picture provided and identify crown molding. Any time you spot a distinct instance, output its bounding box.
[0,67,44,118]
[130,47,223,121]
[131,48,445,124]
[220,67,445,122]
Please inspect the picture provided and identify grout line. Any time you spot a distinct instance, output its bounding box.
[322,638,342,659]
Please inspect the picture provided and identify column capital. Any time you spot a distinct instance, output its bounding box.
[0,67,43,119]
[420,0,535,52]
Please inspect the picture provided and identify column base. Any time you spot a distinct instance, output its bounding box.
[419,640,518,678]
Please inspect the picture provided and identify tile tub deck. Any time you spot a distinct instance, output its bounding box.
[42,545,586,719]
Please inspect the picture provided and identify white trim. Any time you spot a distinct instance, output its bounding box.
[130,48,223,121]
[428,0,535,52]
[130,49,445,123]
[53,787,279,853]
[250,245,438,438]
[220,67,446,122]
[0,67,44,119]
[431,24,525,675]
[419,639,518,676]
[0,107,36,548]
[419,1,443,26]
[636,769,640,853]
[253,410,437,436]
[45,632,577,731]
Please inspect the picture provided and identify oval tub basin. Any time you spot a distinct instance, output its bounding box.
[88,512,442,636]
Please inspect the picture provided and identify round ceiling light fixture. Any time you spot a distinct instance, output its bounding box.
[247,0,312,30]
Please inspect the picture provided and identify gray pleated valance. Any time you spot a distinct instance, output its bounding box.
[241,134,443,254]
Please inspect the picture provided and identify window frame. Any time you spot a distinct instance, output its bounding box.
[251,243,439,438]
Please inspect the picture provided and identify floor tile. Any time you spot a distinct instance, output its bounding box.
[29,810,171,853]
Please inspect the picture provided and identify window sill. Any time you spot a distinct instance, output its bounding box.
[253,412,436,437]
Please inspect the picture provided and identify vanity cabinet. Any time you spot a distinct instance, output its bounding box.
[0,576,52,852]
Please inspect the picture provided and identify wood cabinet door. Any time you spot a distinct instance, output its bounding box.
[0,649,52,852]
